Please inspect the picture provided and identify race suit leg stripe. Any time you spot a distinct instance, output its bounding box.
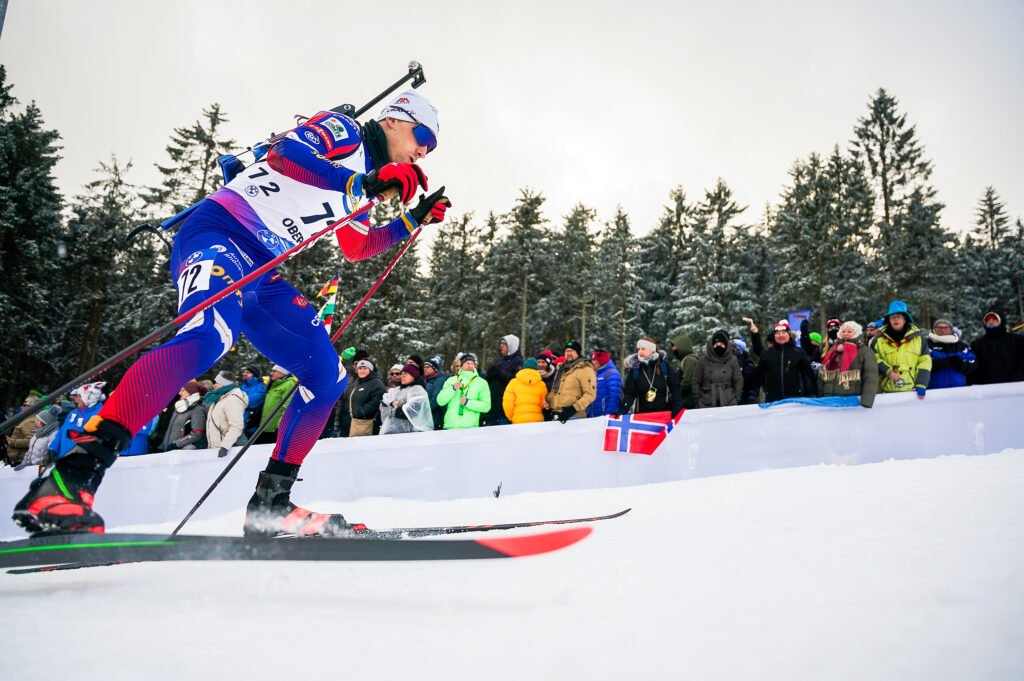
[239,275,347,466]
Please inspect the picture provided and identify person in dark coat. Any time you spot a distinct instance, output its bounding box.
[927,319,975,389]
[620,337,683,416]
[752,320,818,403]
[670,334,698,409]
[423,355,447,430]
[339,360,386,437]
[731,338,758,405]
[969,311,1024,384]
[692,330,744,408]
[484,334,523,426]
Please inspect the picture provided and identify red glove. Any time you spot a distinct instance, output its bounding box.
[409,187,451,225]
[362,163,427,204]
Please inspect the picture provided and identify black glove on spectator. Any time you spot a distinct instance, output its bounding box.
[217,447,228,458]
[557,406,576,423]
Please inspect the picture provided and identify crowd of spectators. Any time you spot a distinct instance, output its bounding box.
[3,302,1023,467]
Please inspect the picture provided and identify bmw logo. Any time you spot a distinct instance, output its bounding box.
[245,185,259,197]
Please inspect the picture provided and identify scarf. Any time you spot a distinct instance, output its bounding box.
[204,384,234,406]
[822,341,859,373]
[360,119,389,170]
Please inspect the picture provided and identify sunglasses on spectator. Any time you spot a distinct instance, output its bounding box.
[390,371,401,375]
[388,106,437,153]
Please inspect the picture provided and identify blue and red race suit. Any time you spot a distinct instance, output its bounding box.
[97,112,421,466]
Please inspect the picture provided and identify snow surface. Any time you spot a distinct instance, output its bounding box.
[2,449,1022,681]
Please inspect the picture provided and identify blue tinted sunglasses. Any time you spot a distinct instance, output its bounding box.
[388,106,437,153]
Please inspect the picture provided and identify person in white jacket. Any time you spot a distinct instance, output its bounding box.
[205,371,249,457]
[379,363,434,434]
[14,410,60,472]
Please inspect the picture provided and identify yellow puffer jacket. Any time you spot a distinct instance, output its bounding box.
[502,368,548,424]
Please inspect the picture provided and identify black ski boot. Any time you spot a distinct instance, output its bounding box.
[12,417,131,535]
[243,460,353,537]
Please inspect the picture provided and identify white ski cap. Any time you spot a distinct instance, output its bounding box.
[377,90,439,139]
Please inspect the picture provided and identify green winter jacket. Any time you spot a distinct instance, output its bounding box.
[873,325,932,393]
[261,376,297,432]
[436,370,491,429]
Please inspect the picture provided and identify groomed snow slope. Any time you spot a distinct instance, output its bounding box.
[1,450,1022,681]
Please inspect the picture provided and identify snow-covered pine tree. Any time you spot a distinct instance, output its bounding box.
[479,189,551,363]
[0,66,64,407]
[851,88,947,322]
[955,187,1018,333]
[635,187,691,342]
[674,179,748,343]
[540,203,598,351]
[590,206,643,364]
[771,148,876,331]
[423,212,489,364]
[58,158,144,377]
[143,103,236,217]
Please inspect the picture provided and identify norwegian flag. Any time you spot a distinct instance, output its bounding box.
[603,410,684,456]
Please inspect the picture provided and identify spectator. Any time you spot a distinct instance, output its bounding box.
[693,330,744,408]
[545,341,597,423]
[405,354,425,374]
[970,311,1024,384]
[731,337,759,405]
[122,415,159,456]
[238,365,268,439]
[927,319,975,389]
[254,365,298,445]
[423,355,447,430]
[5,395,39,467]
[751,321,817,403]
[159,380,209,452]
[818,321,878,408]
[503,357,548,424]
[49,382,106,460]
[874,300,931,399]
[485,335,524,426]
[205,371,249,456]
[865,320,883,346]
[620,336,681,415]
[386,364,403,389]
[13,409,60,471]
[670,334,699,409]
[380,363,434,434]
[587,348,622,417]
[799,319,823,361]
[437,353,491,429]
[535,350,558,394]
[343,360,385,437]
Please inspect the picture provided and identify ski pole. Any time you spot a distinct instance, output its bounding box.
[0,197,380,436]
[171,225,424,535]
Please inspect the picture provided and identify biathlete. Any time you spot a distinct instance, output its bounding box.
[13,90,450,537]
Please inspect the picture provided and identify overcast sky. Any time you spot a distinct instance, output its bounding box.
[1,0,1021,238]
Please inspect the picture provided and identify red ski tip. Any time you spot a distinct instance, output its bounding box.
[475,526,592,557]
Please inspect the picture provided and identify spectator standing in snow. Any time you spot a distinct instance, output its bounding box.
[817,321,878,408]
[254,366,298,445]
[422,356,447,430]
[485,335,523,426]
[970,311,1024,384]
[620,337,681,416]
[436,353,491,429]
[204,371,248,456]
[238,365,268,440]
[927,319,975,389]
[874,301,931,398]
[693,330,743,408]
[503,357,548,424]
[587,349,622,418]
[380,363,434,434]
[545,341,597,423]
[160,380,209,452]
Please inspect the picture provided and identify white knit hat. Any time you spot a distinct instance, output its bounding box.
[271,365,290,376]
[377,90,439,139]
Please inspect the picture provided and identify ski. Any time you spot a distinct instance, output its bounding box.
[0,526,592,574]
[352,507,631,539]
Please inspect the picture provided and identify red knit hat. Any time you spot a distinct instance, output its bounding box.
[592,350,611,367]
